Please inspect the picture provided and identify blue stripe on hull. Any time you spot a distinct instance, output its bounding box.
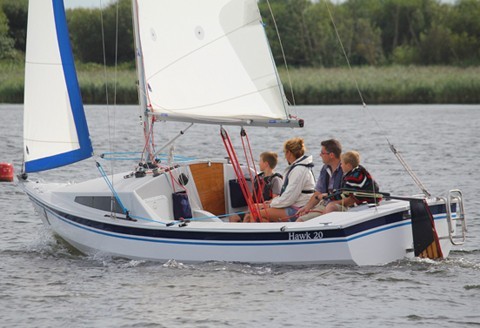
[28,197,419,245]
[29,195,450,247]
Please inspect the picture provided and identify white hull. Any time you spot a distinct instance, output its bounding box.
[20,1,465,266]
[22,160,458,266]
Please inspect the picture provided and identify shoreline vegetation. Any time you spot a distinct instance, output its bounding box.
[1,61,479,105]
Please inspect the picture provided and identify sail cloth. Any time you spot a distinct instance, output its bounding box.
[136,0,300,127]
[23,0,93,173]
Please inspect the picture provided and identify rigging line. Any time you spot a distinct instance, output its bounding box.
[324,1,431,197]
[152,123,194,159]
[114,1,119,109]
[139,119,151,163]
[221,127,261,222]
[240,129,256,185]
[108,0,120,184]
[141,118,156,163]
[137,112,154,163]
[240,129,258,198]
[240,129,270,221]
[389,144,431,197]
[96,161,130,218]
[99,1,110,135]
[112,0,119,157]
[99,0,118,213]
[265,0,296,107]
[149,119,156,162]
[324,1,365,107]
[167,167,186,193]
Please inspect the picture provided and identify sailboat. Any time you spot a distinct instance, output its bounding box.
[20,0,467,265]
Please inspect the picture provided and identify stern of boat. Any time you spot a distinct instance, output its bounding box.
[408,189,467,261]
[429,189,467,258]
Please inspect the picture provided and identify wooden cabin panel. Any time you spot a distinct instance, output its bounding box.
[189,163,225,215]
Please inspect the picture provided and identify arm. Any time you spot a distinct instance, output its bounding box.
[297,167,328,216]
[270,176,283,198]
[324,195,356,213]
[296,191,322,216]
[269,168,305,208]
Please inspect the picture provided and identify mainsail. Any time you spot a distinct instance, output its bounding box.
[135,0,299,127]
[23,0,92,173]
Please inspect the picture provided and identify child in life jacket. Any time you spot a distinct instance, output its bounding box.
[229,152,283,222]
[324,150,380,213]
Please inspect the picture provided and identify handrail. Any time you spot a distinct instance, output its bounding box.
[445,189,467,245]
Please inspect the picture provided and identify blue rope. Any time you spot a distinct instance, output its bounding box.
[129,214,168,225]
[100,151,196,162]
[131,211,249,226]
[101,157,142,161]
[96,161,130,216]
[96,160,248,225]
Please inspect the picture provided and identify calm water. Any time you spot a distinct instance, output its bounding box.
[1,104,479,327]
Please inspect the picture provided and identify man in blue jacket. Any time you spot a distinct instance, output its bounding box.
[296,139,343,221]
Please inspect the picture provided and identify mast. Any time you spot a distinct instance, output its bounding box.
[131,0,154,160]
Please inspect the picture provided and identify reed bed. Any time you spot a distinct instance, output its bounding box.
[0,61,25,103]
[281,66,480,105]
[1,61,479,105]
[75,63,137,104]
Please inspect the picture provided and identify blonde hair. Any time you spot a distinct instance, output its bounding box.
[284,137,306,159]
[260,151,278,169]
[341,151,360,167]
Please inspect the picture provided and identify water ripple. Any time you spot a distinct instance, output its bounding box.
[1,104,480,328]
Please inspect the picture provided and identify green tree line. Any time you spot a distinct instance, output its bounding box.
[259,0,480,66]
[1,0,479,67]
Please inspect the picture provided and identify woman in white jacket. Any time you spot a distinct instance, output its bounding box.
[252,137,315,222]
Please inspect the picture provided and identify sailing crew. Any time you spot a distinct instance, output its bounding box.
[296,139,343,221]
[323,150,381,213]
[247,137,315,222]
[229,151,283,222]
[252,152,283,203]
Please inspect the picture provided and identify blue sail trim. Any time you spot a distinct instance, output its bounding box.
[25,149,92,172]
[25,0,93,173]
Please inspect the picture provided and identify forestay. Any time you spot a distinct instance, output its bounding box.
[23,0,92,173]
[135,0,299,127]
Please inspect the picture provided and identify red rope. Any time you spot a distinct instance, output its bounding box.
[240,128,270,221]
[141,116,155,163]
[240,129,257,198]
[221,128,261,222]
[149,116,156,161]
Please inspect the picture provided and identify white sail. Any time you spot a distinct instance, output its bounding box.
[135,0,297,126]
[23,0,92,173]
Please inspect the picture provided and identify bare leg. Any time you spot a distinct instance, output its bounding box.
[243,213,252,222]
[324,202,338,214]
[229,214,242,222]
[324,196,355,213]
[258,207,290,222]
